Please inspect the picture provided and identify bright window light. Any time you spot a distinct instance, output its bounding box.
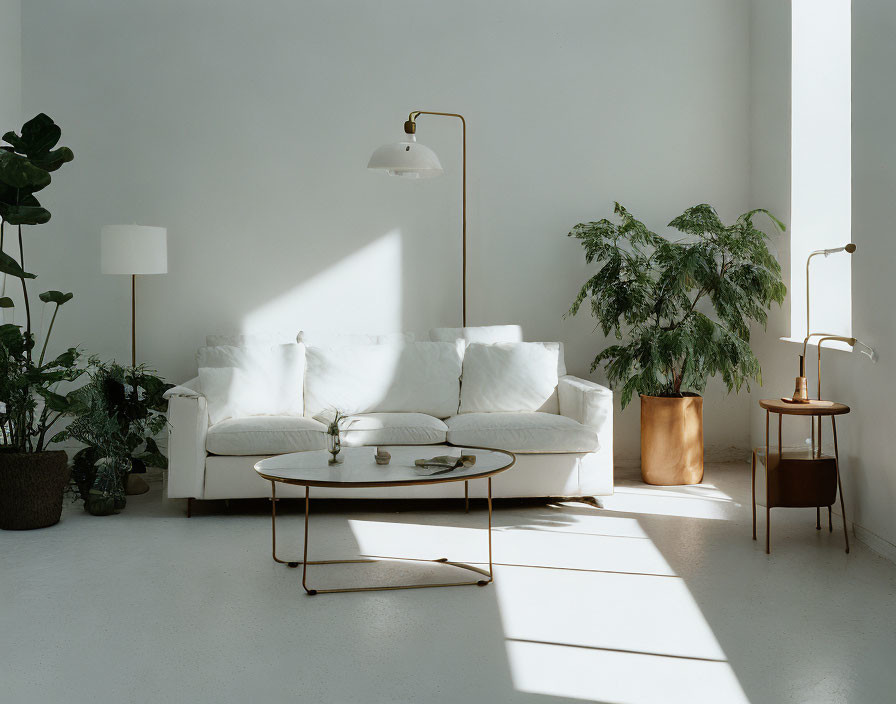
[790,0,852,341]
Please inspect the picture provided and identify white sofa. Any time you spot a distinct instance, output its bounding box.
[164,326,613,506]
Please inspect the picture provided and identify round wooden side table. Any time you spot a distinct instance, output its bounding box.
[753,399,850,554]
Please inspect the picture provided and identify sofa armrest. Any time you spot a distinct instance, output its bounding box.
[164,376,201,399]
[166,383,208,499]
[559,375,614,494]
[559,375,612,430]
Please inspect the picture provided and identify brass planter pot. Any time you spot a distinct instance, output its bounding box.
[640,394,704,485]
[0,450,70,530]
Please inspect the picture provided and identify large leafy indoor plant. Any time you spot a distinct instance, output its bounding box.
[0,114,80,529]
[57,360,171,516]
[568,202,785,485]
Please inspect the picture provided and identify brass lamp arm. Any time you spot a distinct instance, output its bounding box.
[403,110,468,326]
[803,332,854,360]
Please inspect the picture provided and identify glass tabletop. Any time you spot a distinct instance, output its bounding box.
[254,445,516,488]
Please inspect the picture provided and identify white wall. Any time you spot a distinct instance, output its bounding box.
[750,0,896,557]
[0,0,20,129]
[20,0,754,463]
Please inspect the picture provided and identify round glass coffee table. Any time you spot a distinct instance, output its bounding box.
[254,445,515,595]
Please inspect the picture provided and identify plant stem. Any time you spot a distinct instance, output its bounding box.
[38,303,59,366]
[0,219,6,298]
[17,225,31,354]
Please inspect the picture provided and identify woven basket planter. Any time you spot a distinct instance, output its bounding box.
[0,450,70,530]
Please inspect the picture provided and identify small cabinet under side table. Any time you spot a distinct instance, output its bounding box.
[753,399,850,554]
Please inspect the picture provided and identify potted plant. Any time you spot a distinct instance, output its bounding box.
[0,114,79,529]
[567,202,785,485]
[56,360,171,516]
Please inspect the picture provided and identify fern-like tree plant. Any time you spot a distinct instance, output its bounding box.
[567,202,786,409]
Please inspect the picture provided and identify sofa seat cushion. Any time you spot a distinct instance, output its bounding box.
[342,413,448,447]
[445,412,599,454]
[206,416,327,456]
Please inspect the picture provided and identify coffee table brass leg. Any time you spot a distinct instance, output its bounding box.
[295,479,494,595]
[816,507,821,530]
[831,417,849,554]
[302,486,317,594]
[270,481,296,566]
[465,481,469,513]
[829,506,833,532]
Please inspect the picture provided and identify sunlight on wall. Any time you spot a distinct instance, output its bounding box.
[239,230,403,335]
[790,0,852,340]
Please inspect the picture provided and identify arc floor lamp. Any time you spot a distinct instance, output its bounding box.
[368,110,467,326]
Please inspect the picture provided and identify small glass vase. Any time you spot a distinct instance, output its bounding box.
[326,428,342,465]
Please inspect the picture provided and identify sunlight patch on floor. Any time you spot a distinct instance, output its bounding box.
[596,483,738,520]
[505,639,749,704]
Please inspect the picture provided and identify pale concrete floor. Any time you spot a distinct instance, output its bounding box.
[3,462,896,704]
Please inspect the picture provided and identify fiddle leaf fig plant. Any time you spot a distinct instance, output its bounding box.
[567,202,786,409]
[0,113,82,452]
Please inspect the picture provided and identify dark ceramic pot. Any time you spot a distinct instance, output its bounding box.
[0,450,69,530]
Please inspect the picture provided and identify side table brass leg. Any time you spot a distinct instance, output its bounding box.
[765,411,770,554]
[831,417,849,554]
[465,480,469,514]
[751,451,757,540]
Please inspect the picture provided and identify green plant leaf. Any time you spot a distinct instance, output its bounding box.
[0,297,13,308]
[18,113,62,156]
[0,250,36,279]
[0,201,52,225]
[35,387,73,412]
[28,147,73,173]
[39,290,74,305]
[0,150,51,190]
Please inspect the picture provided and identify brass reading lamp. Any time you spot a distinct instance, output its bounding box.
[792,243,857,402]
[368,111,467,325]
[796,242,875,456]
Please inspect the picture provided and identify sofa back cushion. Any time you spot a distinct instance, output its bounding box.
[304,341,462,418]
[429,325,523,345]
[459,342,560,414]
[430,325,567,377]
[205,331,298,347]
[197,343,305,424]
[298,330,415,346]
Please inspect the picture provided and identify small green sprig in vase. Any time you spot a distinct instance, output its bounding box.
[326,410,346,465]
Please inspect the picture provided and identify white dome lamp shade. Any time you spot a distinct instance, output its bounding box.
[367,133,443,179]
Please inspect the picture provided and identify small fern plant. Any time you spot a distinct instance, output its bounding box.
[567,202,786,408]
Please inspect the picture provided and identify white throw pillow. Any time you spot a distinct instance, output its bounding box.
[199,367,270,425]
[197,343,305,423]
[304,341,462,418]
[459,342,560,414]
[429,325,567,376]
